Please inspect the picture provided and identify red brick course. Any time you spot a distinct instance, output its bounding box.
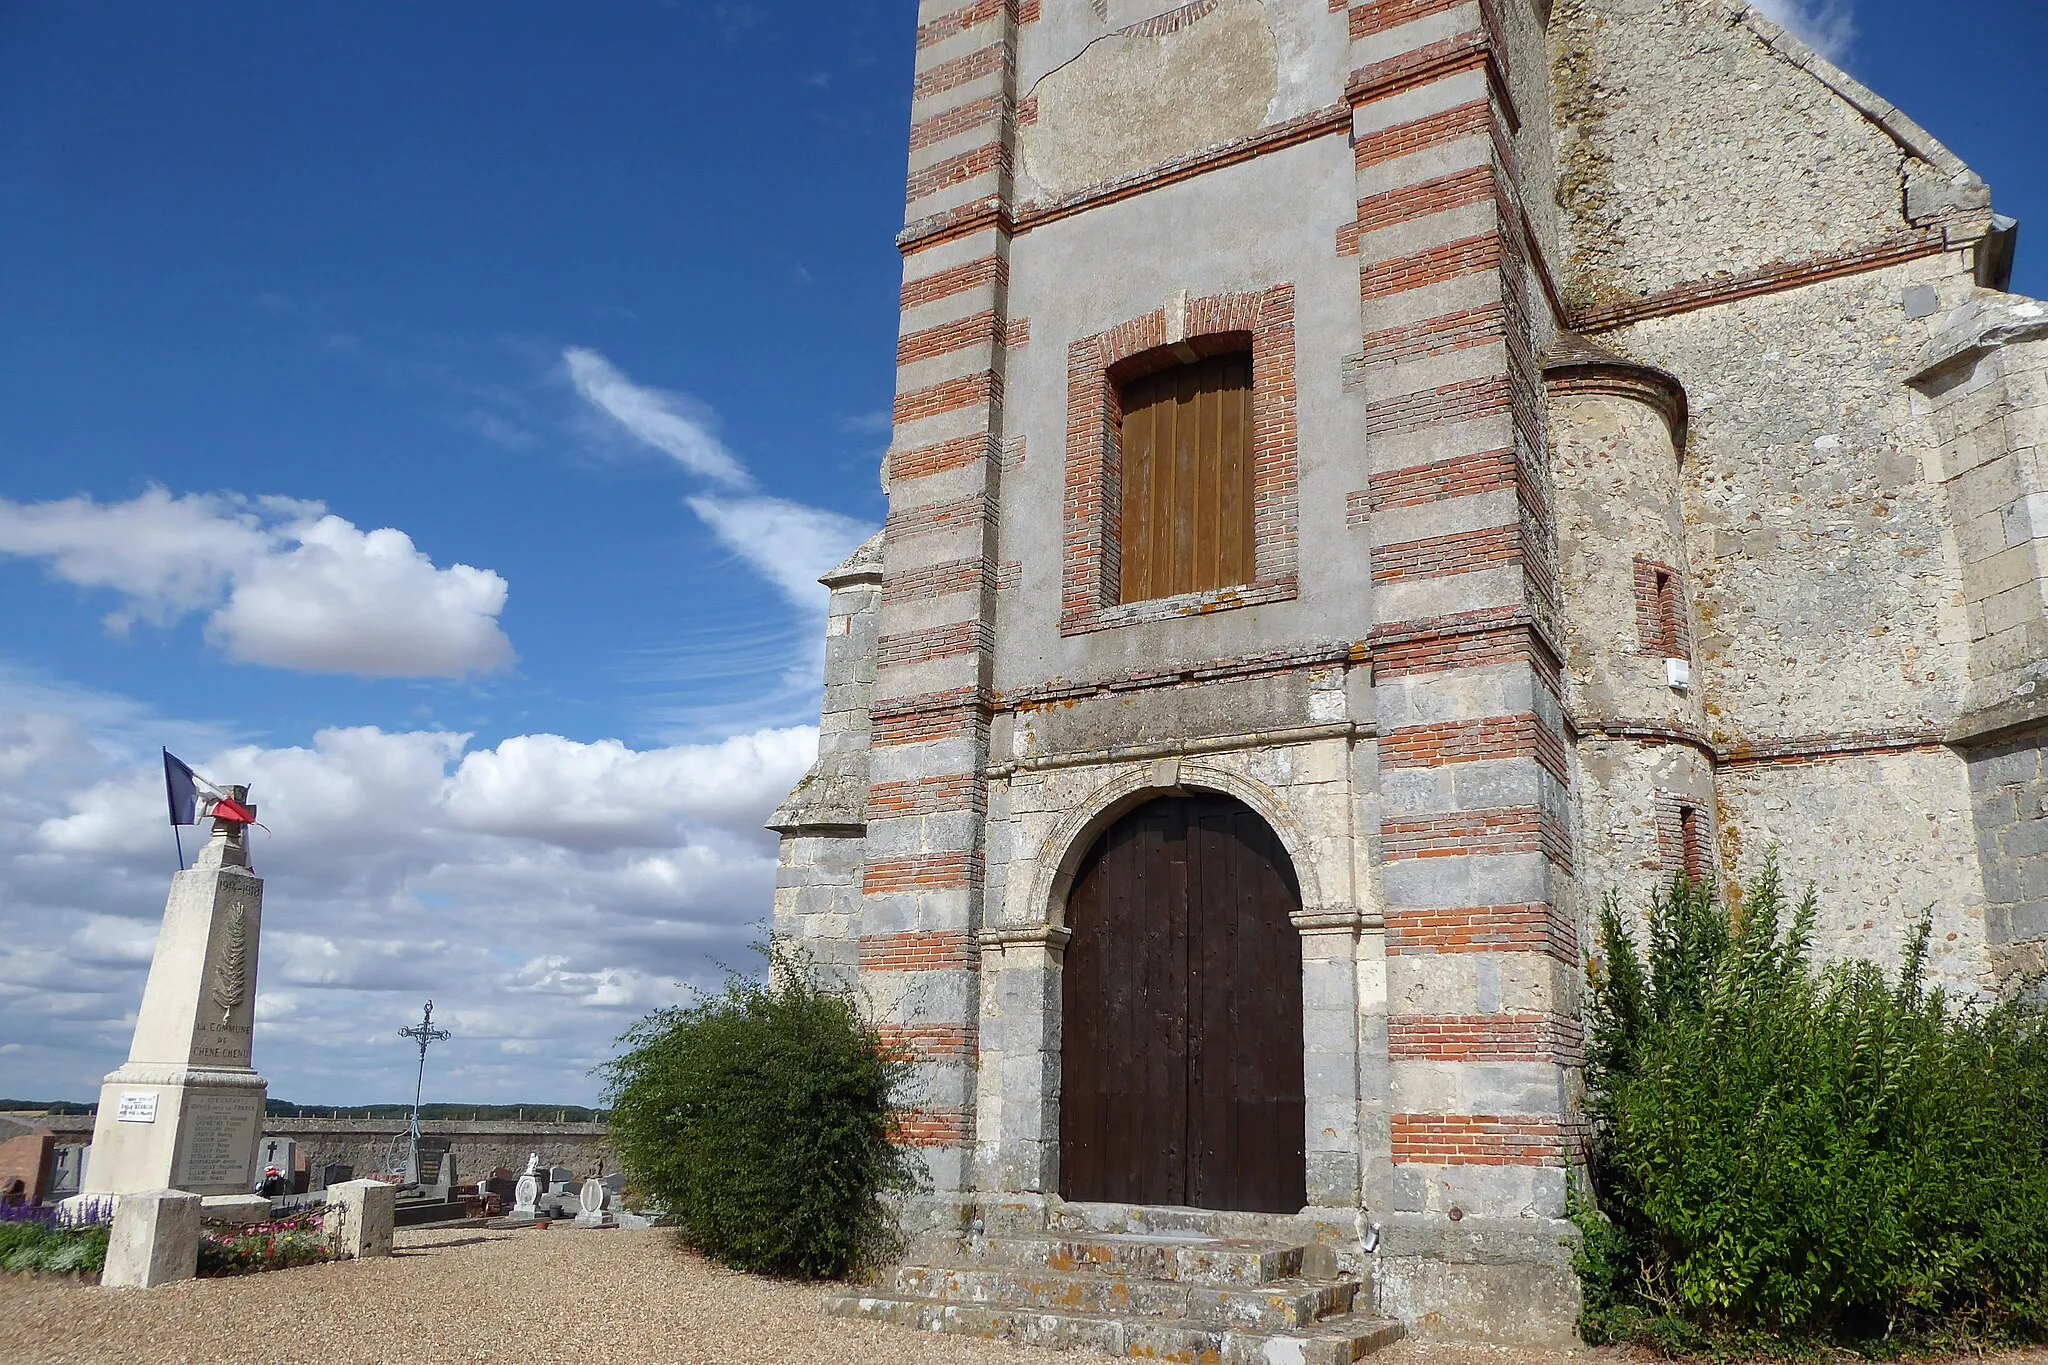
[1370,524,1519,583]
[909,96,1004,154]
[1388,1014,1584,1065]
[1384,902,1580,962]
[900,256,1007,312]
[898,311,1000,368]
[1357,448,1516,521]
[906,142,1008,208]
[1361,373,1511,438]
[894,370,1002,425]
[1355,304,1505,369]
[859,930,974,970]
[870,689,989,747]
[1360,233,1501,302]
[883,557,987,606]
[914,44,1005,102]
[1390,1114,1576,1166]
[1381,713,1569,784]
[916,0,1008,49]
[1355,100,1491,173]
[1339,166,1495,255]
[868,775,981,818]
[885,492,996,541]
[1350,0,1473,39]
[894,1108,973,1147]
[1379,805,1572,869]
[877,1023,977,1060]
[876,618,994,669]
[891,434,993,485]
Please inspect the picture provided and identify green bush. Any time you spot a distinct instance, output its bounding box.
[603,941,920,1279]
[1574,859,2048,1352]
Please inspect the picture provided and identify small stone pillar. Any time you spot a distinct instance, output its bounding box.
[323,1178,395,1259]
[102,1189,200,1289]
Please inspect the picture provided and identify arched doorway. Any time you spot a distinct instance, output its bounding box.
[1059,793,1306,1213]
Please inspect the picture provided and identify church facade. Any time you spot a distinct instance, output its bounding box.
[772,0,2048,1344]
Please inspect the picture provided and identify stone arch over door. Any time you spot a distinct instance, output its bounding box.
[1059,791,1307,1213]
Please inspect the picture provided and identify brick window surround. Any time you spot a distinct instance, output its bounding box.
[1656,795,1710,882]
[1061,286,1299,635]
[1633,556,1692,658]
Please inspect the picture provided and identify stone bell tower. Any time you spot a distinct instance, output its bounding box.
[77,794,269,1219]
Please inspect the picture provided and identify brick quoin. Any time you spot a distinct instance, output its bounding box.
[1365,447,1515,512]
[1385,903,1580,962]
[870,690,989,747]
[913,44,1005,103]
[1348,31,1493,109]
[915,0,1008,50]
[1362,373,1510,438]
[1388,1015,1585,1064]
[1355,100,1491,172]
[900,256,1007,312]
[891,435,994,484]
[908,96,1004,154]
[894,1108,973,1148]
[898,311,1001,368]
[905,142,1009,208]
[1389,1114,1573,1166]
[1368,611,1558,683]
[1379,806,1572,869]
[876,1024,977,1060]
[1381,713,1569,783]
[886,493,996,541]
[1360,233,1502,303]
[1370,524,1520,583]
[894,371,1002,425]
[1350,0,1473,40]
[1355,304,1506,368]
[883,557,988,607]
[876,618,994,669]
[868,775,982,818]
[858,931,974,971]
[1339,167,1496,255]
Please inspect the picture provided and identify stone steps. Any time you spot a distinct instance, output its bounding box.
[824,1292,1403,1365]
[891,1261,1358,1330]
[825,1220,1402,1363]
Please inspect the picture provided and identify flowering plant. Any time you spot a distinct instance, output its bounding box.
[196,1209,332,1277]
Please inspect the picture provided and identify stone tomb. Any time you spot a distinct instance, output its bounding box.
[71,801,270,1234]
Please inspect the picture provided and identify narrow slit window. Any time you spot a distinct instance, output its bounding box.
[1116,352,1256,604]
[1654,569,1681,656]
[1676,803,1706,882]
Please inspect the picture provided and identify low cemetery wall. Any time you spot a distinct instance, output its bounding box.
[34,1115,611,1191]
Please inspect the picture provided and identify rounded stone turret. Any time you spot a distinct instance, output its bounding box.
[1545,334,1714,906]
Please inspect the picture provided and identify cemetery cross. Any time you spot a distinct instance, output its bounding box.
[396,999,451,1186]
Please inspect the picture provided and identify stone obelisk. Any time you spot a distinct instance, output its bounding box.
[75,790,270,1222]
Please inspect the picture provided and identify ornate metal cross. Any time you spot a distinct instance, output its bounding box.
[397,999,451,1186]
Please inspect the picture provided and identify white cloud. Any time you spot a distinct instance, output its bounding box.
[0,488,513,678]
[0,671,818,1104]
[563,347,752,489]
[686,495,875,615]
[1749,0,1854,61]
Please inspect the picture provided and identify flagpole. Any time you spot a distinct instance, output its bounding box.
[173,823,185,871]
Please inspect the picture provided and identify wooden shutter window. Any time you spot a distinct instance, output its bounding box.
[1115,352,1256,604]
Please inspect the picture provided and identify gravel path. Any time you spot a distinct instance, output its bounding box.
[4,1226,2044,1365]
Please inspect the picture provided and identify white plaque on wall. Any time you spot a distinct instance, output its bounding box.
[116,1092,159,1123]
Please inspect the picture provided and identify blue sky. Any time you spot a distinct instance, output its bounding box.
[0,0,2042,1106]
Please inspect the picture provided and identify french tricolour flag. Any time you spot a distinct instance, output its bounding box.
[162,749,257,827]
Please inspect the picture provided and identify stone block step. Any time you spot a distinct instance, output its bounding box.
[893,1262,1359,1331]
[824,1292,1403,1365]
[959,1232,1307,1286]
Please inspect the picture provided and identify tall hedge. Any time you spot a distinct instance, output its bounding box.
[1575,861,2048,1351]
[604,943,920,1279]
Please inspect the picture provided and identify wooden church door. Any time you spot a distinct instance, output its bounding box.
[1059,794,1307,1213]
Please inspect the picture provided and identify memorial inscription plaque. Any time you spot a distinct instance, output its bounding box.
[177,1091,262,1188]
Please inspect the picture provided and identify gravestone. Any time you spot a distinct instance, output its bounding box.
[511,1172,539,1220]
[48,1144,90,1199]
[548,1165,573,1194]
[257,1136,298,1195]
[573,1175,612,1228]
[413,1136,452,1192]
[67,800,270,1231]
[320,1162,353,1191]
